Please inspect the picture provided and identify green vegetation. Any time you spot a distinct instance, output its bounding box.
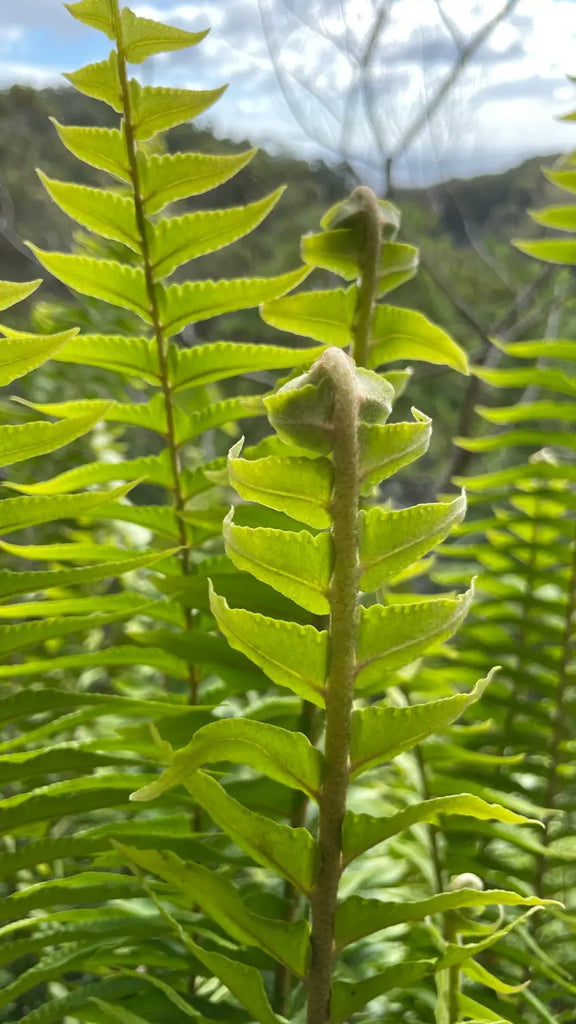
[0,2,574,1024]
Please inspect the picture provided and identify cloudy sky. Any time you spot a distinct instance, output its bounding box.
[2,0,576,186]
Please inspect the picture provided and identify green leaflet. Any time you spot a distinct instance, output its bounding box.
[147,902,284,1024]
[157,267,310,337]
[0,278,41,310]
[476,400,576,425]
[330,961,434,1022]
[0,550,170,599]
[181,942,283,1024]
[85,502,179,540]
[120,9,208,64]
[349,673,492,776]
[302,229,418,296]
[456,428,576,454]
[227,438,333,529]
[181,769,318,893]
[0,539,151,563]
[368,305,469,373]
[3,978,147,1024]
[529,203,576,232]
[261,286,356,346]
[435,910,540,973]
[0,687,200,729]
[64,0,114,35]
[139,148,256,214]
[223,508,332,614]
[0,408,109,468]
[355,588,474,689]
[0,870,161,923]
[0,327,78,385]
[0,775,158,838]
[209,585,328,706]
[493,337,576,360]
[148,189,285,279]
[65,53,123,111]
[116,844,310,975]
[359,492,466,590]
[37,333,158,382]
[39,173,139,250]
[169,339,324,393]
[459,994,514,1023]
[130,81,227,140]
[0,646,187,682]
[0,941,139,1014]
[335,890,560,949]
[462,958,529,995]
[473,365,576,397]
[359,411,432,492]
[513,238,576,264]
[0,598,152,656]
[0,744,141,786]
[543,165,576,193]
[131,717,324,801]
[6,451,173,495]
[0,831,198,884]
[51,120,130,182]
[0,481,134,535]
[343,794,539,863]
[20,395,171,437]
[27,248,150,320]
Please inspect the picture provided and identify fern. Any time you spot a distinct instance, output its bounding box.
[0,3,562,1023]
[125,346,551,1024]
[420,145,576,1022]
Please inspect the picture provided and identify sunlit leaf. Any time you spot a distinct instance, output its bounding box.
[182,769,318,893]
[350,672,492,776]
[209,585,327,705]
[117,844,310,974]
[227,438,333,529]
[223,509,332,614]
[131,717,324,801]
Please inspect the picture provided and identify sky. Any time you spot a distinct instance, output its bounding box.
[2,0,576,187]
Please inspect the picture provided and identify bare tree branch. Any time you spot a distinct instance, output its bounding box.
[433,0,465,53]
[387,0,522,183]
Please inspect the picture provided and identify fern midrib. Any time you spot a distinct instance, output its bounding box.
[111,0,198,698]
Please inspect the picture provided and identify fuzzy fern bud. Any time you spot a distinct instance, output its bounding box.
[264,347,394,454]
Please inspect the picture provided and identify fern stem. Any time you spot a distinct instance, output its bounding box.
[306,348,360,1024]
[350,186,382,368]
[110,0,198,700]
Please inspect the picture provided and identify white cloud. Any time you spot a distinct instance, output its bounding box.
[0,63,62,89]
[2,0,576,185]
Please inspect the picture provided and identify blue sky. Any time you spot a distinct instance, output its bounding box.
[2,0,576,186]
